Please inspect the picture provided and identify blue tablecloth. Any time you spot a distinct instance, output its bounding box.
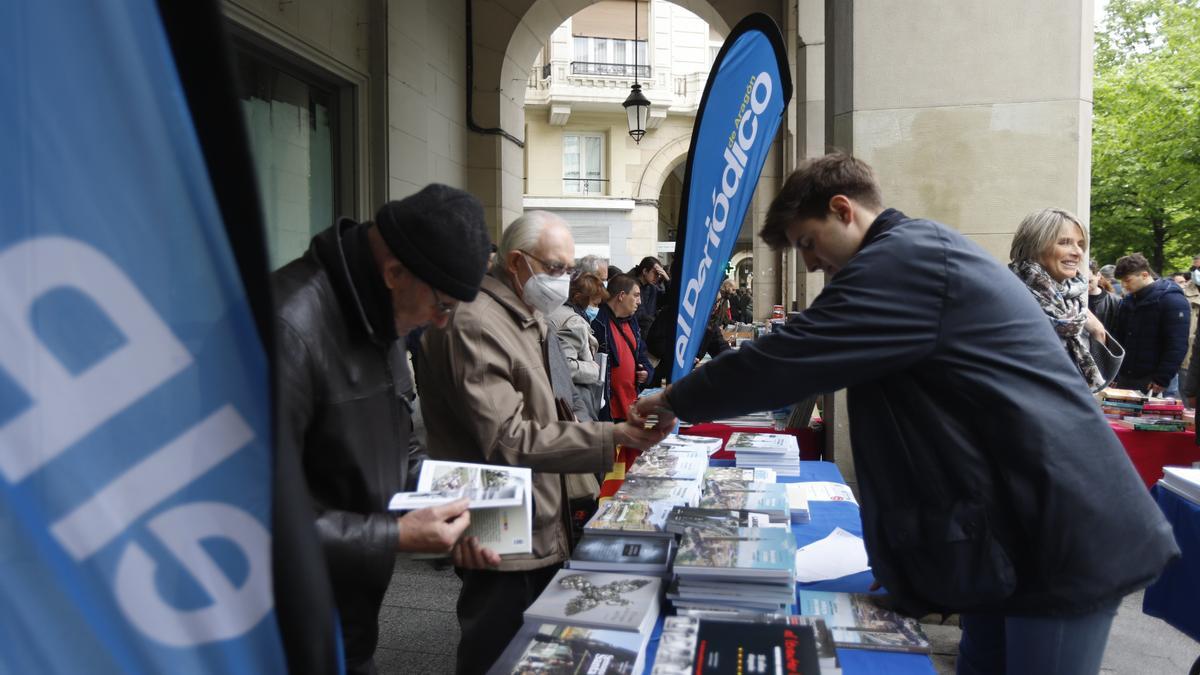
[1142,484,1200,642]
[641,460,935,674]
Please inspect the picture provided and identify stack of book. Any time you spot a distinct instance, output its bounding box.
[669,526,798,615]
[655,434,725,456]
[489,569,663,675]
[726,432,801,477]
[795,591,932,654]
[1100,388,1146,419]
[1160,466,1200,505]
[1185,408,1196,432]
[1114,415,1187,432]
[649,615,837,675]
[696,480,791,523]
[585,437,710,538]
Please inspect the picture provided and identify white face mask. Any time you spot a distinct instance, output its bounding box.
[521,256,570,315]
[1193,269,1200,286]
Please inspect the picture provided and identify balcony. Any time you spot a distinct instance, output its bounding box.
[569,62,651,79]
[562,177,609,195]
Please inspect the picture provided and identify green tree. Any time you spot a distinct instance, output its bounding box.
[1091,0,1200,275]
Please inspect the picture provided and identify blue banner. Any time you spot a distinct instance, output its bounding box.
[670,14,791,380]
[0,1,286,672]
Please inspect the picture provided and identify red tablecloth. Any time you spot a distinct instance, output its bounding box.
[682,423,824,461]
[1109,421,1200,488]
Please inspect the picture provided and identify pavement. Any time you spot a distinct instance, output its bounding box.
[375,556,1200,675]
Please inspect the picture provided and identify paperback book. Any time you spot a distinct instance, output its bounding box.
[664,506,781,536]
[649,616,829,675]
[567,534,675,574]
[585,498,674,537]
[626,448,708,481]
[697,482,790,522]
[487,622,646,675]
[796,591,931,653]
[614,477,701,506]
[673,527,797,581]
[524,569,662,636]
[703,466,777,486]
[413,460,532,556]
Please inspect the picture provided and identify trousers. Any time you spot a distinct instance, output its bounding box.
[956,600,1120,675]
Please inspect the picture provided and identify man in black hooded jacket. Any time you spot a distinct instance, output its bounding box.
[638,155,1178,675]
[272,184,497,674]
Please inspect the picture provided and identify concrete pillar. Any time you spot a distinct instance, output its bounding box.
[821,0,1094,475]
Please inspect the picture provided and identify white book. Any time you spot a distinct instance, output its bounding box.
[1161,466,1200,504]
[388,485,523,511]
[414,460,533,556]
[727,432,799,455]
[524,569,662,635]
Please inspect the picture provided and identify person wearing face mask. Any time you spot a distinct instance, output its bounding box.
[1110,252,1191,395]
[417,211,668,675]
[547,273,609,421]
[592,274,656,422]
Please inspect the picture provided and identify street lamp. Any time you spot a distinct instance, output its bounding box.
[624,0,649,143]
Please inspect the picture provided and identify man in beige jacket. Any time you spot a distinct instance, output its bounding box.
[419,211,666,674]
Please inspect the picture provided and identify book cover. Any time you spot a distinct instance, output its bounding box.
[387,484,522,511]
[698,483,789,517]
[487,622,644,675]
[585,498,673,537]
[416,460,532,556]
[703,467,777,485]
[626,449,707,481]
[665,507,778,536]
[796,591,931,653]
[650,616,823,675]
[674,528,797,578]
[569,535,673,571]
[726,432,797,453]
[524,570,662,634]
[615,477,700,505]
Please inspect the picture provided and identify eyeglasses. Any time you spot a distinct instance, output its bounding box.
[520,250,574,278]
[431,287,455,317]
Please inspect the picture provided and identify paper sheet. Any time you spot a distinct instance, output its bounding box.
[801,481,858,505]
[794,527,871,582]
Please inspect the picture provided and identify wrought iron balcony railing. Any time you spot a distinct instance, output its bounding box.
[569,61,651,78]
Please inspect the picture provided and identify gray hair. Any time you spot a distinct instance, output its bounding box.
[577,254,608,276]
[492,210,563,277]
[1009,208,1088,266]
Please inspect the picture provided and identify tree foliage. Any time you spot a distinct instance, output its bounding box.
[1091,0,1200,275]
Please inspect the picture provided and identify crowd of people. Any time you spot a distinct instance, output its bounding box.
[271,155,1192,675]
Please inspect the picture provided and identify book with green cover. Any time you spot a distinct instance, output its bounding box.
[584,498,673,537]
[674,527,796,579]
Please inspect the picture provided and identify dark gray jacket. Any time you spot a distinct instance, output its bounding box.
[668,209,1179,616]
[273,220,409,669]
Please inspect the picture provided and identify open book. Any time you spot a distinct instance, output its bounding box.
[390,460,533,556]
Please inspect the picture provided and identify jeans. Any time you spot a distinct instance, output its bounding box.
[1164,373,1181,399]
[956,600,1120,675]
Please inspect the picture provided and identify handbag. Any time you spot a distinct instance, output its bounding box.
[1089,333,1125,389]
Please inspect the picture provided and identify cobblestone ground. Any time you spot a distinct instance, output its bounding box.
[375,558,1200,675]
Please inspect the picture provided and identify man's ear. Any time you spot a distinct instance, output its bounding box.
[382,259,404,290]
[507,250,525,280]
[829,195,853,224]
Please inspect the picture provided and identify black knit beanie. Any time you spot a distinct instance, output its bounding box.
[374,184,491,302]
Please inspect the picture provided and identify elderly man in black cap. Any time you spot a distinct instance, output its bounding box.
[272,184,495,675]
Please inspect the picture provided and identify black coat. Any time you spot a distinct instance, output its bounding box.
[668,209,1178,616]
[272,220,411,670]
[1112,278,1191,387]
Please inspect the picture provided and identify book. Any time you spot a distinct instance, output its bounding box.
[726,432,799,453]
[613,477,701,506]
[697,482,790,521]
[1160,466,1200,505]
[585,498,674,537]
[703,466,777,485]
[524,569,662,635]
[673,527,797,581]
[782,484,812,523]
[567,534,675,574]
[387,484,522,511]
[650,616,829,675]
[487,622,646,675]
[796,591,931,653]
[414,460,532,556]
[654,434,725,455]
[626,448,708,481]
[665,506,781,536]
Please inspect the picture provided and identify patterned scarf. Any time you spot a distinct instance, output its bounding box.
[1009,260,1105,391]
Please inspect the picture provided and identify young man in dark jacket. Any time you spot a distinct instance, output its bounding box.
[637,155,1178,675]
[272,185,496,674]
[1110,253,1191,394]
[592,274,656,421]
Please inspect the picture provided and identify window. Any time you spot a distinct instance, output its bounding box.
[562,133,605,195]
[232,45,351,270]
[570,36,650,78]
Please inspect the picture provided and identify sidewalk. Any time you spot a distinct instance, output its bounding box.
[375,557,1200,674]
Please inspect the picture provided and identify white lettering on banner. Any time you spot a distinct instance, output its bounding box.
[0,236,270,646]
[0,237,193,483]
[676,71,774,371]
[115,502,273,647]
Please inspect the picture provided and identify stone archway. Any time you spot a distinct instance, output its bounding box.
[464,0,776,234]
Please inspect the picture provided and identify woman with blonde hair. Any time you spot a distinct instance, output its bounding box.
[547,272,609,420]
[1009,208,1113,391]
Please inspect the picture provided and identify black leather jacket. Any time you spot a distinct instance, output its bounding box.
[272,219,410,670]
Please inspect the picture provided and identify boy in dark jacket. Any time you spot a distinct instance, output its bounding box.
[1110,253,1191,394]
[637,154,1178,675]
